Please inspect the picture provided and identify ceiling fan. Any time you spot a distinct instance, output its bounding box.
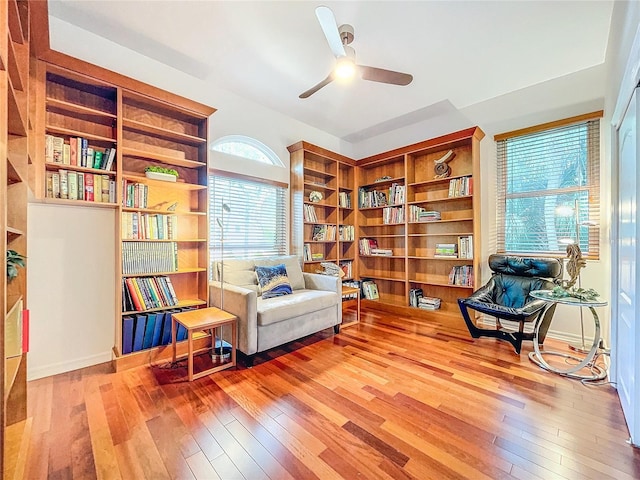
[299,6,414,99]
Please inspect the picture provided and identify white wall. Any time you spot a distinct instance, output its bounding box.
[27,204,115,380]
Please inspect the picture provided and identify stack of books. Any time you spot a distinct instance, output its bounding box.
[417,296,441,310]
[418,210,441,222]
[434,243,458,258]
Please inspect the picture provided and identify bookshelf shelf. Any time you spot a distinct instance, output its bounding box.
[4,357,21,403]
[46,97,117,119]
[122,118,206,145]
[121,147,206,169]
[407,195,472,206]
[359,176,405,189]
[44,162,116,176]
[121,298,207,315]
[408,173,472,188]
[6,158,24,185]
[121,238,207,243]
[45,125,115,143]
[7,79,27,136]
[122,206,206,216]
[409,279,474,289]
[7,0,25,44]
[303,165,336,178]
[303,181,336,192]
[122,174,207,191]
[122,268,207,278]
[7,35,24,92]
[6,227,24,240]
[40,197,119,209]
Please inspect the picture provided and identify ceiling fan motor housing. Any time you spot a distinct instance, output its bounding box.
[338,24,354,45]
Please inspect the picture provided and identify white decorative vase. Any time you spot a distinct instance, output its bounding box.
[145,171,177,182]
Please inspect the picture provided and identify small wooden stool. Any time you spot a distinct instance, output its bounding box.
[341,285,361,328]
[172,307,237,381]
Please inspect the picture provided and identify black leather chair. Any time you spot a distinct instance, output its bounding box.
[458,254,563,354]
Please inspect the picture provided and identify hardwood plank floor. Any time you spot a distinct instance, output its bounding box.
[10,309,640,479]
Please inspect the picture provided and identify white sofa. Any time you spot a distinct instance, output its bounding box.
[209,255,341,363]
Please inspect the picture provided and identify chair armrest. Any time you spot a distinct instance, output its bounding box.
[209,281,258,355]
[303,272,340,293]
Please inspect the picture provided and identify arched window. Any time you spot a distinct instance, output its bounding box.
[211,135,284,167]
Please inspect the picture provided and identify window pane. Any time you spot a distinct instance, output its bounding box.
[497,117,600,258]
[209,175,287,263]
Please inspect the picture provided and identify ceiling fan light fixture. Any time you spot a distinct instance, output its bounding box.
[334,56,356,79]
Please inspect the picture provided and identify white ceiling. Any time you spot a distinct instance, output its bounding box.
[48,1,613,143]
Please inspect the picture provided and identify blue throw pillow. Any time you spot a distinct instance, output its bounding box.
[255,264,293,299]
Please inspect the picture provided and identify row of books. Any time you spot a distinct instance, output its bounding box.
[303,204,318,222]
[46,170,115,203]
[312,224,336,241]
[339,261,353,279]
[458,235,473,259]
[303,244,327,262]
[383,206,405,224]
[122,276,178,312]
[449,176,472,197]
[342,280,360,300]
[122,180,149,209]
[338,192,352,208]
[361,280,379,300]
[45,134,116,171]
[121,212,178,240]
[122,306,194,354]
[339,225,355,241]
[388,183,405,205]
[358,188,388,208]
[122,241,178,275]
[449,265,473,286]
[435,243,458,258]
[409,288,442,309]
[358,238,392,256]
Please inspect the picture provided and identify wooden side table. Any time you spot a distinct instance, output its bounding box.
[172,307,237,381]
[341,285,361,328]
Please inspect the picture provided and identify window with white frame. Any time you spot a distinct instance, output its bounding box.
[496,114,601,259]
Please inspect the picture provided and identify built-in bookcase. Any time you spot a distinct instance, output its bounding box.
[291,128,484,322]
[33,57,215,371]
[2,0,31,474]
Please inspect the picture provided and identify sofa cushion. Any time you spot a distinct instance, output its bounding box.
[255,255,305,291]
[216,259,259,292]
[256,289,338,326]
[255,264,293,299]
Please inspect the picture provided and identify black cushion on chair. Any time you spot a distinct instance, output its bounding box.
[458,254,563,353]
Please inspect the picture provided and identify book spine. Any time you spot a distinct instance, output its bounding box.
[59,169,68,199]
[68,171,78,200]
[62,143,71,165]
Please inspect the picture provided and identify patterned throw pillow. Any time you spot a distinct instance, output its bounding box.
[255,264,293,299]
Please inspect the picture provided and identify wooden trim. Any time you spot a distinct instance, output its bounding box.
[29,0,50,58]
[494,110,604,141]
[209,168,288,189]
[358,127,484,165]
[38,50,216,117]
[287,141,356,165]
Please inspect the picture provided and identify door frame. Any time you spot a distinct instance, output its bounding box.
[611,21,640,446]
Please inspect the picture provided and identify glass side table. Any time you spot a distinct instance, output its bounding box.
[528,290,608,381]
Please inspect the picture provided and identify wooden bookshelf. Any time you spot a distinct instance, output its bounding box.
[291,128,484,323]
[288,141,357,283]
[32,55,216,372]
[2,0,31,474]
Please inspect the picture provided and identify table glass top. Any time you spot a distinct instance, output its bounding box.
[530,290,608,307]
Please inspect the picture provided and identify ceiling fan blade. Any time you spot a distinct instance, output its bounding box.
[315,6,346,58]
[359,65,413,86]
[299,74,334,99]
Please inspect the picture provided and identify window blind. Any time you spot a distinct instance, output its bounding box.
[209,174,287,261]
[496,118,600,259]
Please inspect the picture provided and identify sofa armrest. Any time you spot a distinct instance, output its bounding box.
[209,281,258,355]
[303,272,340,293]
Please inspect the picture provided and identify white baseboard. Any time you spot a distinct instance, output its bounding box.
[27,351,113,381]
[477,317,591,346]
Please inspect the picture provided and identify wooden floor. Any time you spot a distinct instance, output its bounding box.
[8,309,640,479]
